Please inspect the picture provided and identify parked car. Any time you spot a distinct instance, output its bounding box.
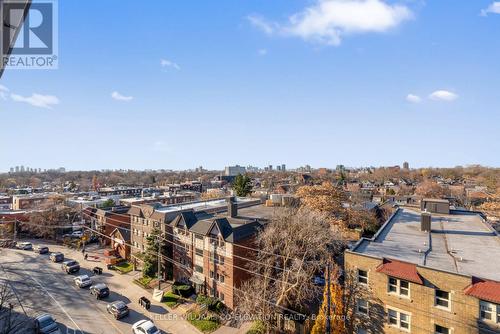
[132,320,160,334]
[106,301,129,319]
[90,283,109,299]
[16,242,33,250]
[74,275,92,288]
[34,314,61,334]
[63,231,83,239]
[61,260,80,274]
[49,252,64,263]
[35,245,49,254]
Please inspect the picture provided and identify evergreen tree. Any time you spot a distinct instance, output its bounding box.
[232,174,252,197]
[142,228,167,278]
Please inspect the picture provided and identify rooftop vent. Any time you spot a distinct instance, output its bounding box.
[421,212,431,232]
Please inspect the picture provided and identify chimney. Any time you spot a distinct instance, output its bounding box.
[421,212,431,232]
[227,196,237,218]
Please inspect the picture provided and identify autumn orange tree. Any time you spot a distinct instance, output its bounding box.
[311,278,345,334]
[296,182,347,219]
[415,180,448,198]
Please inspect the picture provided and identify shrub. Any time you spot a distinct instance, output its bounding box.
[172,283,193,297]
[196,295,225,312]
[247,321,266,334]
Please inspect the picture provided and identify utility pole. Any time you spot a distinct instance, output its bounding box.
[13,220,17,242]
[326,261,331,334]
[157,235,161,289]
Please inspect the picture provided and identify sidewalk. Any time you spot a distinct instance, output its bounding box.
[60,243,202,334]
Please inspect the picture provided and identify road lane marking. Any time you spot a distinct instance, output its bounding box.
[27,273,84,333]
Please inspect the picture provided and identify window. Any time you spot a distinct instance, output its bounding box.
[388,277,410,297]
[358,269,368,285]
[435,290,450,309]
[356,299,369,315]
[435,325,450,334]
[480,300,500,324]
[387,308,410,331]
[215,273,225,283]
[194,265,203,274]
[219,292,224,301]
[210,270,214,279]
[195,248,203,257]
[195,234,203,240]
[356,329,367,334]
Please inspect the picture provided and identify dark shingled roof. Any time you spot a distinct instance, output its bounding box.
[111,227,131,242]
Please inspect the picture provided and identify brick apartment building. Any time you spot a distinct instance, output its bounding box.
[12,194,53,210]
[170,197,273,309]
[128,197,262,253]
[345,201,500,334]
[82,206,130,245]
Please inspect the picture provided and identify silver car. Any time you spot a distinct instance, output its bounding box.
[74,275,92,288]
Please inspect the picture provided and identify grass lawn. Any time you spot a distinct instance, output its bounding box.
[163,291,180,308]
[187,311,220,333]
[134,276,153,288]
[114,261,133,274]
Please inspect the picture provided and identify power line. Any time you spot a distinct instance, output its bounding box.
[80,210,299,274]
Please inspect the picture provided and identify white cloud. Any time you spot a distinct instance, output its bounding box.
[111,91,133,102]
[10,93,60,109]
[160,59,181,70]
[481,2,500,16]
[406,94,421,103]
[248,0,413,46]
[0,85,8,100]
[247,15,276,35]
[258,48,268,56]
[429,90,458,102]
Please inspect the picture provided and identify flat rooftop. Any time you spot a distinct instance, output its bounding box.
[154,197,259,214]
[353,207,500,281]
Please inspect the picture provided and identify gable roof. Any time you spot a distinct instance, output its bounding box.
[376,258,424,284]
[464,277,500,304]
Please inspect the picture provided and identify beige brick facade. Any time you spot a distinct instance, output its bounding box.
[345,252,500,334]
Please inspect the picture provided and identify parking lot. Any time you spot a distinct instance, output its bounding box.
[0,241,200,334]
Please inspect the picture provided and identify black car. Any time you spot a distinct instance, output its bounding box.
[61,260,80,274]
[106,301,129,319]
[34,314,61,334]
[90,283,110,299]
[36,246,49,254]
[49,252,64,263]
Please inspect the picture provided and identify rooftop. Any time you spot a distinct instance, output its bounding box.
[353,207,500,281]
[154,197,259,214]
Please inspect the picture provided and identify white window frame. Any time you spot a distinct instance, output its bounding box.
[480,300,500,324]
[388,277,410,298]
[434,324,450,334]
[387,307,411,332]
[434,289,451,310]
[357,269,368,285]
[356,298,369,315]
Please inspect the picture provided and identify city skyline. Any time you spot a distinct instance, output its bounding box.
[1,0,500,171]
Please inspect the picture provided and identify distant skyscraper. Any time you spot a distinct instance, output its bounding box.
[403,161,409,170]
[224,165,246,176]
[20,166,25,172]
[268,165,273,171]
[9,167,14,173]
[281,164,286,171]
[15,166,19,173]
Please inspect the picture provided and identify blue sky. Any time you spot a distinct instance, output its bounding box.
[1,0,499,171]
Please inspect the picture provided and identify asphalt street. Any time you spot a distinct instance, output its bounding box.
[0,246,155,334]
